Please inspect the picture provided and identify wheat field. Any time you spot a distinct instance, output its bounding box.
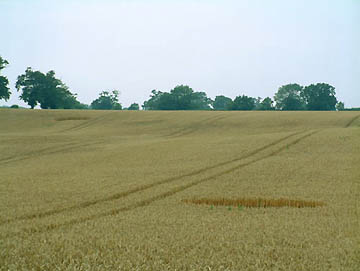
[0,109,359,270]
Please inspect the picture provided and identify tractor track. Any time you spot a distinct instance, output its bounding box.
[0,140,104,166]
[59,112,115,133]
[345,114,360,128]
[0,129,303,226]
[0,129,320,236]
[164,114,227,138]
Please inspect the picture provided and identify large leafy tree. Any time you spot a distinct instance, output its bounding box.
[91,90,122,110]
[166,85,211,110]
[16,67,80,109]
[258,97,275,110]
[157,92,177,110]
[274,83,305,110]
[168,85,193,110]
[301,83,337,111]
[0,56,10,101]
[230,95,255,110]
[143,85,212,110]
[16,68,42,108]
[213,95,232,110]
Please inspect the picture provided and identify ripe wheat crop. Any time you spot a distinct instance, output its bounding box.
[0,109,359,270]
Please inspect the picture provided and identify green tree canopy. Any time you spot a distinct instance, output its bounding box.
[16,67,81,109]
[336,101,345,111]
[143,85,212,110]
[91,90,122,110]
[128,103,140,110]
[0,56,10,101]
[188,91,212,110]
[142,90,162,110]
[230,95,256,110]
[302,83,337,111]
[258,97,275,110]
[213,95,233,110]
[274,83,305,111]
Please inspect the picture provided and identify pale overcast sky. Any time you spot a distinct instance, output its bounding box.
[1,0,359,108]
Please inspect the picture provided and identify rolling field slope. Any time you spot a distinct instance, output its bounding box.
[0,109,359,270]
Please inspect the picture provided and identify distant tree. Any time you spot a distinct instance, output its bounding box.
[156,92,175,110]
[78,103,90,110]
[253,97,262,110]
[16,68,80,109]
[258,97,275,110]
[128,103,140,110]
[143,85,212,110]
[167,85,211,110]
[281,95,305,111]
[91,90,122,110]
[188,90,212,110]
[0,56,10,101]
[213,95,232,110]
[274,83,305,110]
[0,57,8,71]
[10,104,19,109]
[301,83,337,111]
[63,95,89,109]
[15,68,41,108]
[230,95,256,110]
[167,85,193,110]
[336,101,345,111]
[142,90,163,110]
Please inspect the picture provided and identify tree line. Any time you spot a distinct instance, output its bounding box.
[0,56,351,111]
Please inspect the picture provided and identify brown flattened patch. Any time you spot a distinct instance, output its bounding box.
[182,198,325,208]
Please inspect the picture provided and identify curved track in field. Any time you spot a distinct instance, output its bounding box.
[59,112,115,133]
[0,140,103,166]
[345,114,360,128]
[164,114,228,138]
[0,130,303,226]
[1,129,320,237]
